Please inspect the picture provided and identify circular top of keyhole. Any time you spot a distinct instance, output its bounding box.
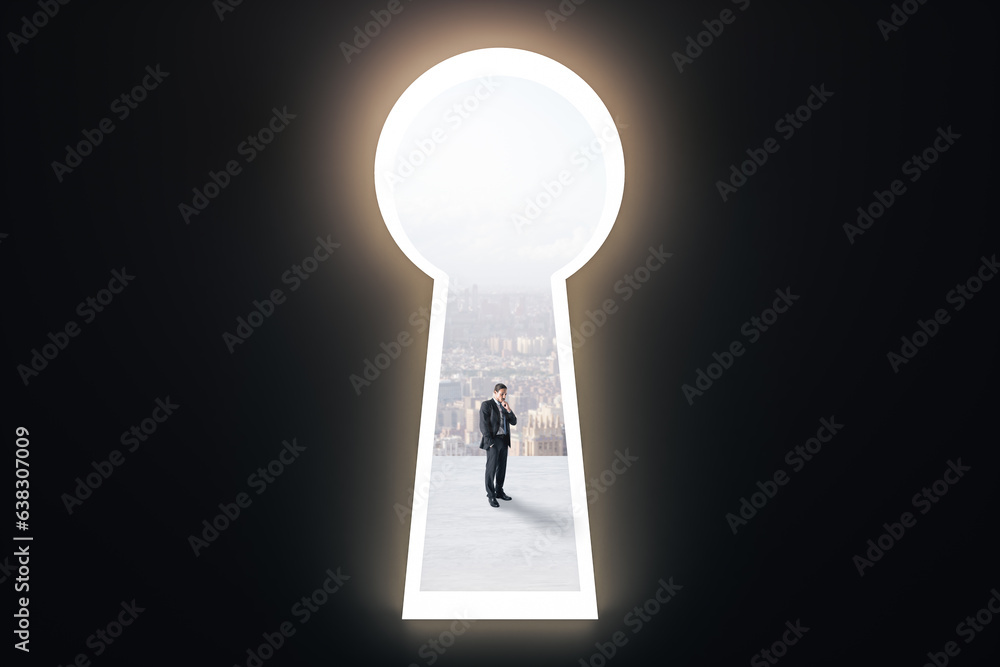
[374,48,624,288]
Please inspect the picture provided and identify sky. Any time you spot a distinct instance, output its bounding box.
[386,75,614,288]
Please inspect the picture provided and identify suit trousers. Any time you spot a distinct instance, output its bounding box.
[485,433,510,499]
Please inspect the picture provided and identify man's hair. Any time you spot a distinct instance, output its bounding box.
[493,383,507,394]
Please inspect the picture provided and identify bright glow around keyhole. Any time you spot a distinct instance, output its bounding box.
[377,48,623,620]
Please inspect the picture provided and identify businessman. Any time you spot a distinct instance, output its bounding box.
[479,383,517,508]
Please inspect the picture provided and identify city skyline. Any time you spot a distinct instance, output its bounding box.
[433,287,567,456]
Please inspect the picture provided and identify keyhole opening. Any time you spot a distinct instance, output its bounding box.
[376,48,624,620]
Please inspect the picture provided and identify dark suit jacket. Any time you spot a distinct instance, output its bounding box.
[479,399,517,449]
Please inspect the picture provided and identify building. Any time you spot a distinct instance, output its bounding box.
[439,380,462,401]
[511,406,566,456]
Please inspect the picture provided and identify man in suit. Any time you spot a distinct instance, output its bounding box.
[479,383,517,508]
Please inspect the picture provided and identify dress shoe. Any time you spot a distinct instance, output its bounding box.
[496,492,512,501]
[488,497,499,508]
